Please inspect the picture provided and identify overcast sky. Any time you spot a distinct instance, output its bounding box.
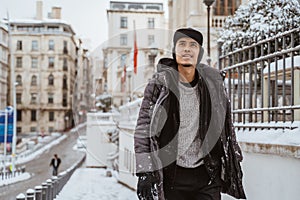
[0,0,166,51]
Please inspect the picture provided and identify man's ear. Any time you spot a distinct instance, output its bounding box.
[198,46,204,63]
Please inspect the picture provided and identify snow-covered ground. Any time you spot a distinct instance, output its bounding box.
[56,168,138,200]
[0,133,67,187]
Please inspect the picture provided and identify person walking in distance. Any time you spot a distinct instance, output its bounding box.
[50,154,61,176]
[134,28,246,200]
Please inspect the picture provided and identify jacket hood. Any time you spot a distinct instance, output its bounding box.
[157,58,177,72]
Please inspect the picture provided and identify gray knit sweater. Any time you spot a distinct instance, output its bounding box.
[177,82,204,168]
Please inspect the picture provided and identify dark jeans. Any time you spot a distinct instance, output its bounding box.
[52,167,58,176]
[164,165,222,200]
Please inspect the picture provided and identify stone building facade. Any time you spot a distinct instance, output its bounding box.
[9,2,77,134]
[0,23,9,110]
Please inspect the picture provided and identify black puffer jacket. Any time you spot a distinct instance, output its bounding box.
[134,58,246,199]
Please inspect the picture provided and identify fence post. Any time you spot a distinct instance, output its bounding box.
[42,182,48,200]
[47,179,53,200]
[16,193,26,200]
[35,185,42,200]
[26,189,35,200]
[294,69,300,120]
[52,176,58,198]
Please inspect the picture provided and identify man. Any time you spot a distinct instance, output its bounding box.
[50,154,61,176]
[134,28,246,200]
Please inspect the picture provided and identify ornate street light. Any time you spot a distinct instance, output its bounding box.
[203,0,215,66]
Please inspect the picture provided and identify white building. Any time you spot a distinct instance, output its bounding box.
[9,1,77,134]
[168,0,248,68]
[0,22,9,110]
[104,1,167,106]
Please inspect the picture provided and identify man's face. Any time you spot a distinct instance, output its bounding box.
[175,37,200,67]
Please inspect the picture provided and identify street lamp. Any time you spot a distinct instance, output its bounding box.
[203,0,215,66]
[126,67,133,102]
[149,43,158,67]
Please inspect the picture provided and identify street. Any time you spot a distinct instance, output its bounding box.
[0,127,86,200]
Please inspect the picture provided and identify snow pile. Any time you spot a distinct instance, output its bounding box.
[237,125,300,146]
[56,168,137,200]
[219,0,300,52]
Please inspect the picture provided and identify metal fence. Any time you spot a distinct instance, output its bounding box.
[15,154,86,200]
[218,26,300,130]
[0,166,26,181]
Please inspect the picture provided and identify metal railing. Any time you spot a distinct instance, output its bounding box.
[15,154,85,200]
[218,26,300,130]
[0,166,26,181]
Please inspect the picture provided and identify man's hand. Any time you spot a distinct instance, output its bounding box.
[137,172,157,200]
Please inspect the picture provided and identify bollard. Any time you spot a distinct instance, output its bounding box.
[52,176,58,198]
[16,193,26,200]
[35,185,43,200]
[46,179,53,200]
[42,182,48,200]
[26,189,35,200]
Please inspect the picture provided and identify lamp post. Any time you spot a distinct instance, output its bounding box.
[126,67,133,102]
[148,42,158,79]
[203,0,215,66]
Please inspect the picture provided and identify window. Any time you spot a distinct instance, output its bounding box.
[31,57,38,68]
[31,75,37,86]
[49,57,54,68]
[148,18,155,29]
[17,110,22,121]
[120,34,127,46]
[49,111,54,121]
[120,17,128,28]
[63,58,68,71]
[32,40,38,51]
[30,127,36,132]
[16,93,21,104]
[63,75,67,89]
[31,93,37,104]
[16,75,22,86]
[48,93,54,104]
[214,0,241,16]
[120,54,126,67]
[49,39,55,50]
[17,40,22,50]
[48,74,54,85]
[16,57,22,68]
[31,110,37,121]
[148,35,155,45]
[63,41,68,54]
[17,127,22,134]
[62,93,67,107]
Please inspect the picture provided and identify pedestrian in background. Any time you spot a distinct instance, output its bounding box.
[50,154,61,176]
[134,28,246,200]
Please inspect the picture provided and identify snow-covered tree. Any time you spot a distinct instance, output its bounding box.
[219,0,300,53]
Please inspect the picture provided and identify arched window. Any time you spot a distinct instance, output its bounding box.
[48,74,54,86]
[16,75,22,85]
[31,75,37,86]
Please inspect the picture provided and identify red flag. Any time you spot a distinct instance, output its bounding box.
[133,21,138,74]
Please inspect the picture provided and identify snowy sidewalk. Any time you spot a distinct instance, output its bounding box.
[56,168,138,200]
